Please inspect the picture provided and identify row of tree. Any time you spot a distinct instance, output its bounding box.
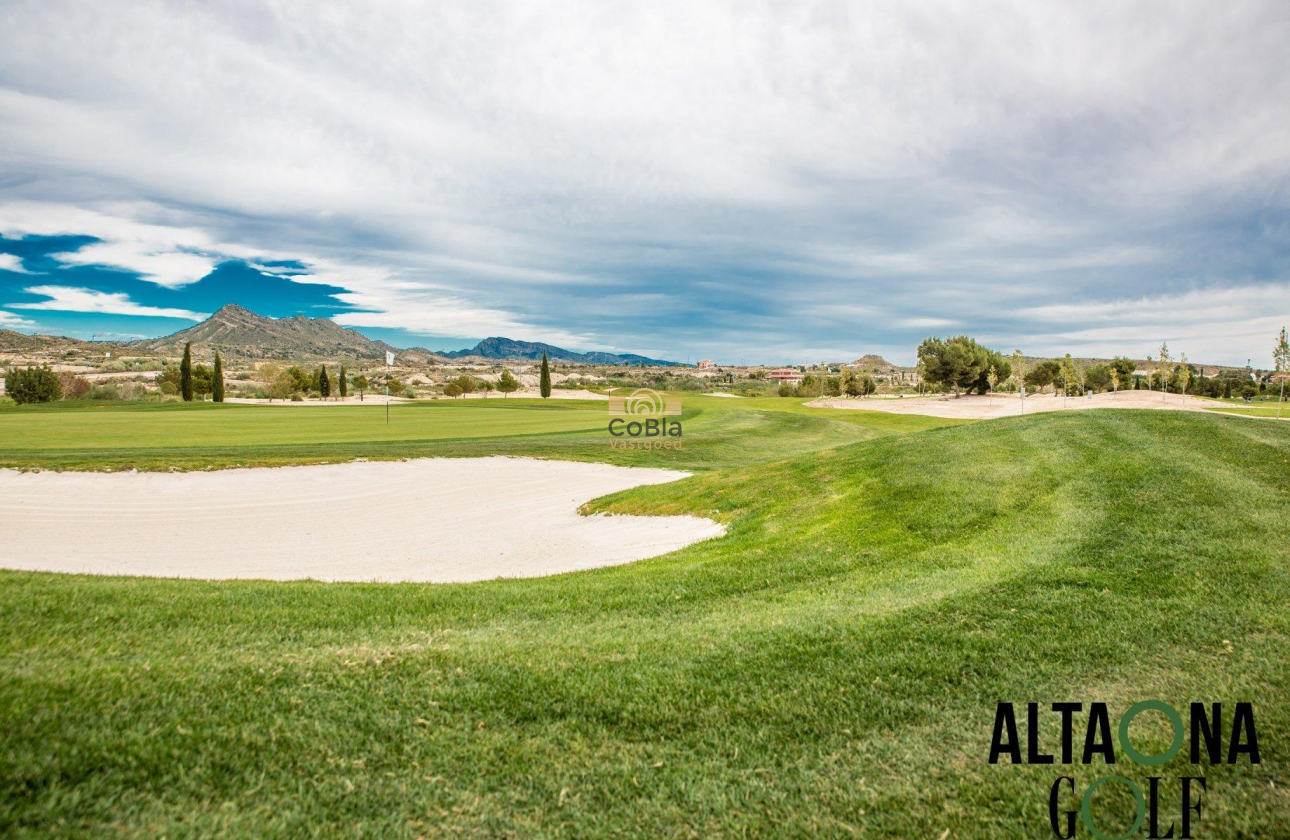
[443,370,522,398]
[257,362,360,401]
[776,368,878,398]
[447,351,549,398]
[158,344,226,401]
[917,331,1290,400]
[5,367,152,404]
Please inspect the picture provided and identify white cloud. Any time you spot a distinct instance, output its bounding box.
[0,253,35,274]
[0,201,594,347]
[1004,283,1290,364]
[1017,284,1290,328]
[10,286,208,320]
[898,317,957,329]
[0,203,218,287]
[0,2,1287,363]
[332,294,597,349]
[0,309,38,328]
[54,242,214,289]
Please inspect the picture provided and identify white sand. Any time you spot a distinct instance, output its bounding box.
[0,458,723,583]
[807,390,1261,419]
[707,392,743,398]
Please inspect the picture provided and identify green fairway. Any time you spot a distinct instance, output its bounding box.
[0,395,957,471]
[1204,399,1288,418]
[1,409,1287,838]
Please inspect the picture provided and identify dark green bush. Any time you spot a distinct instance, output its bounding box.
[5,366,62,404]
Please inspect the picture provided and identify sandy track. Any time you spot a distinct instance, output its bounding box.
[807,390,1260,419]
[0,458,723,583]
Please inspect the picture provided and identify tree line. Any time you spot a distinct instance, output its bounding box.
[776,367,878,398]
[916,333,1290,400]
[157,344,227,402]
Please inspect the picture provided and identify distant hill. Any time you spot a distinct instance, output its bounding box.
[4,307,680,366]
[0,329,128,356]
[130,304,414,361]
[848,354,901,373]
[394,347,443,365]
[0,329,80,353]
[439,336,681,366]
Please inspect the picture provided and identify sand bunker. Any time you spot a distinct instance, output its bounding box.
[807,390,1252,420]
[0,458,723,583]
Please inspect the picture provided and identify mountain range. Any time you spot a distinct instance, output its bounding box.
[2,304,682,365]
[129,304,406,360]
[437,336,679,366]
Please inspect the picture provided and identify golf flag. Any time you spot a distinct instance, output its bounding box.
[385,351,396,366]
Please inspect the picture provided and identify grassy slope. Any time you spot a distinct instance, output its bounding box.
[1,409,1287,838]
[0,396,956,471]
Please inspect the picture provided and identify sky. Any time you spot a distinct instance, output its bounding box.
[1,1,1287,367]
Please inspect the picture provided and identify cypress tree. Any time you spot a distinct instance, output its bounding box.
[318,365,331,399]
[180,342,194,402]
[212,351,225,403]
[539,351,551,398]
[339,364,348,398]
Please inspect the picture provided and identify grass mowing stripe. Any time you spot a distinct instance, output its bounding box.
[0,396,960,471]
[1,410,1287,837]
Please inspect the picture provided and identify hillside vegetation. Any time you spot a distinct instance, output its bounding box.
[1,410,1287,838]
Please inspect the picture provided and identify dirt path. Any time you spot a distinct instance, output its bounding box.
[0,458,723,583]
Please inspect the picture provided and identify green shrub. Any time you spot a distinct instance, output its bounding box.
[86,383,145,401]
[5,366,62,404]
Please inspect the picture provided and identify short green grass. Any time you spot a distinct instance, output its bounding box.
[1203,398,1288,418]
[1,408,1287,838]
[0,395,957,471]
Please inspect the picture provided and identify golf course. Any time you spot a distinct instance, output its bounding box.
[1,397,1287,838]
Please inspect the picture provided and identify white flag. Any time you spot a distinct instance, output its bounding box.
[385,351,396,366]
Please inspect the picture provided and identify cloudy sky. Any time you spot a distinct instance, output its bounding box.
[1,1,1287,365]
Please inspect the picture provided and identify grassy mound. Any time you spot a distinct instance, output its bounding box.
[1,410,1287,838]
